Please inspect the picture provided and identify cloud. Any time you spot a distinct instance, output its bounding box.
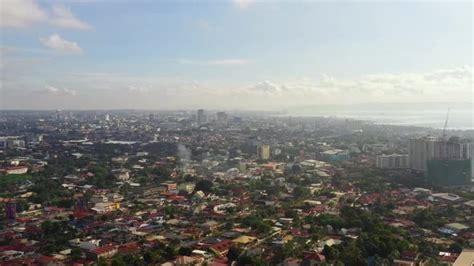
[0,0,46,28]
[128,85,150,93]
[178,58,250,66]
[49,5,92,30]
[231,0,256,9]
[0,0,91,30]
[40,34,83,53]
[42,85,77,96]
[2,66,471,110]
[237,66,473,107]
[247,81,283,94]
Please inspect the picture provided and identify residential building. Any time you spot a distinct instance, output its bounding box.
[197,109,206,124]
[376,154,409,169]
[257,144,271,160]
[409,136,437,171]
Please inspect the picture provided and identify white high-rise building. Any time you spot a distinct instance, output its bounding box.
[376,154,409,169]
[409,136,436,171]
[257,144,271,160]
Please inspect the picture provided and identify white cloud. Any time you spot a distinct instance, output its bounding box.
[40,34,83,53]
[128,85,150,93]
[2,67,471,110]
[247,80,283,94]
[178,58,250,66]
[42,85,77,96]
[0,0,46,28]
[231,0,256,9]
[49,5,92,30]
[0,0,91,30]
[237,66,473,107]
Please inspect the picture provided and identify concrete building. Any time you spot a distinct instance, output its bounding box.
[453,248,474,266]
[257,144,271,160]
[197,109,206,124]
[427,159,472,186]
[216,112,228,124]
[321,149,350,162]
[409,136,437,171]
[2,166,28,175]
[376,154,409,169]
[0,136,26,150]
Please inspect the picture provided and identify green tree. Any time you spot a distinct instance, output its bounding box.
[143,251,157,264]
[98,257,108,266]
[178,246,193,256]
[69,247,82,261]
[195,179,213,193]
[111,256,126,266]
[227,246,242,262]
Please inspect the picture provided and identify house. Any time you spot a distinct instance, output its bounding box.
[321,149,350,162]
[86,245,118,260]
[174,255,203,266]
[232,235,257,247]
[118,242,139,255]
[2,166,28,175]
[302,252,325,266]
[209,240,233,257]
[113,169,130,181]
[444,223,470,233]
[453,248,474,266]
[37,255,59,266]
[90,194,108,204]
[393,251,419,266]
[200,221,219,232]
[91,202,120,213]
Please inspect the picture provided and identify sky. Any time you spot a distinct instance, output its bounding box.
[0,0,472,110]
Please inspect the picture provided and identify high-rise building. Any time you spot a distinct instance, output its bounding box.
[433,137,464,160]
[409,136,436,171]
[461,142,474,160]
[410,136,474,180]
[197,109,206,124]
[149,114,156,121]
[216,112,228,124]
[376,154,409,169]
[257,144,271,160]
[427,159,472,186]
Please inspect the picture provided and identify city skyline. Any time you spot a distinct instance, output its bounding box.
[1,0,473,110]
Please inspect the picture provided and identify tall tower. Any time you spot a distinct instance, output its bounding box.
[257,144,271,160]
[197,109,206,124]
[409,136,436,171]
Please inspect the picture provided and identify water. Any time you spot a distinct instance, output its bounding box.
[289,106,473,130]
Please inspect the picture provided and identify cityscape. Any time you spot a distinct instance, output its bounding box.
[1,0,473,265]
[0,110,473,265]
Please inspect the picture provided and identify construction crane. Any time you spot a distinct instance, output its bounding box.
[442,108,450,140]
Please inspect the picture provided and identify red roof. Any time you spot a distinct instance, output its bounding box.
[304,252,325,262]
[210,240,233,253]
[211,257,228,266]
[38,255,55,264]
[91,245,117,255]
[118,242,139,254]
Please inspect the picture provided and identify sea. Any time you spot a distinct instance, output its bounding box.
[287,105,473,130]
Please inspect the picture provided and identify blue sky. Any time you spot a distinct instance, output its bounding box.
[1,0,472,109]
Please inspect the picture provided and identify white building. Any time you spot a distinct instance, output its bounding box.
[376,154,409,169]
[409,136,436,171]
